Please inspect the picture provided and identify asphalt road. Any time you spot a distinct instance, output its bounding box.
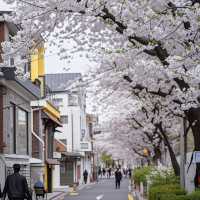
[65,178,129,200]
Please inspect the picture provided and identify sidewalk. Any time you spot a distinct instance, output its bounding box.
[44,182,97,200]
[46,191,67,200]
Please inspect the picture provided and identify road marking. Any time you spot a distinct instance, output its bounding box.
[96,194,104,200]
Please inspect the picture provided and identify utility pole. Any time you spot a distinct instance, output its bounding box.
[180,118,187,189]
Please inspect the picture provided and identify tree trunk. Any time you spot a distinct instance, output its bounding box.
[186,108,200,188]
[157,123,180,176]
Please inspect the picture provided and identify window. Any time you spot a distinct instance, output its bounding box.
[10,103,16,154]
[9,57,14,66]
[10,104,29,155]
[68,94,79,106]
[61,115,68,124]
[53,98,63,107]
[16,108,28,155]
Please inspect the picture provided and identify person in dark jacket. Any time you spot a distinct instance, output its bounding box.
[115,168,122,189]
[2,164,32,200]
[83,170,88,184]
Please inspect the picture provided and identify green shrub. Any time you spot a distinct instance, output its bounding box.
[187,190,200,200]
[149,168,179,187]
[148,184,186,200]
[133,166,153,185]
[157,190,200,200]
[160,194,189,200]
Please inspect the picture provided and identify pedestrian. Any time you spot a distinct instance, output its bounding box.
[83,169,88,184]
[2,164,32,200]
[115,168,122,189]
[98,168,102,178]
[0,184,2,198]
[128,168,132,179]
[34,178,44,189]
[108,168,111,179]
[34,178,45,200]
[102,168,106,177]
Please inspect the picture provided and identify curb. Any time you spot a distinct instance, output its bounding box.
[128,193,134,200]
[48,192,66,200]
[78,182,96,191]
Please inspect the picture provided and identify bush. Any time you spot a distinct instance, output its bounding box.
[149,168,179,187]
[158,190,200,200]
[160,194,188,200]
[148,184,186,200]
[187,190,200,200]
[133,166,153,185]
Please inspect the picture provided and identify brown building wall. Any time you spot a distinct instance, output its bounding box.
[0,22,5,153]
[0,22,5,62]
[0,93,3,153]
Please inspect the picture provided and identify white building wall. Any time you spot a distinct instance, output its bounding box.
[53,165,60,189]
[53,89,88,187]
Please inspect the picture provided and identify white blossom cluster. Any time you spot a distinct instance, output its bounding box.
[2,0,200,162]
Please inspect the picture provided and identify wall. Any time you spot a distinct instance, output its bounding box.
[3,83,32,156]
[0,22,5,153]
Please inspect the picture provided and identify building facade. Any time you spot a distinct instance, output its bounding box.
[45,73,92,188]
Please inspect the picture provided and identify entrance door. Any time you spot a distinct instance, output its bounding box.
[77,165,81,181]
[60,161,74,185]
[47,166,52,193]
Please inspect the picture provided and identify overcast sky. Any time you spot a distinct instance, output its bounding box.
[0,0,96,75]
[45,48,95,75]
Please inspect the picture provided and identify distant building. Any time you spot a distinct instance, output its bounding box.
[46,73,93,188]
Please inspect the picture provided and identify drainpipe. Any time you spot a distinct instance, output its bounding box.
[31,108,44,148]
[31,108,45,151]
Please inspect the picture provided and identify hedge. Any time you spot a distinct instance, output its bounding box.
[148,184,186,200]
[159,190,200,200]
[133,166,153,185]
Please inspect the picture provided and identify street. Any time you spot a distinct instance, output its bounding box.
[65,178,129,200]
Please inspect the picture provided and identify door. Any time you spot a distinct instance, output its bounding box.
[60,161,74,185]
[47,165,52,193]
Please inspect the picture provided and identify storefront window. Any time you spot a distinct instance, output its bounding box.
[16,108,28,155]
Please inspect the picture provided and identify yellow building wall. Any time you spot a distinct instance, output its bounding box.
[38,48,45,76]
[31,51,39,82]
[31,47,45,96]
[44,165,48,191]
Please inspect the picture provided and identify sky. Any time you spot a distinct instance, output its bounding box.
[0,0,96,75]
[0,0,13,11]
[45,49,95,75]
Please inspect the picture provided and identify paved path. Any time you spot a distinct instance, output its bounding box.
[65,178,129,200]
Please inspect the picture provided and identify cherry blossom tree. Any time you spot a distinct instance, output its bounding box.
[2,0,200,187]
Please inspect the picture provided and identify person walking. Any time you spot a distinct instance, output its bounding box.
[128,168,132,179]
[108,168,112,179]
[2,164,32,200]
[115,168,122,189]
[98,168,102,178]
[102,168,106,177]
[83,169,88,184]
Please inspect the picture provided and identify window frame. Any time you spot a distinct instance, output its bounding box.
[11,102,29,155]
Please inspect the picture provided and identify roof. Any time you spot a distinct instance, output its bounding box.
[45,73,82,92]
[42,110,62,127]
[62,152,83,158]
[15,78,41,99]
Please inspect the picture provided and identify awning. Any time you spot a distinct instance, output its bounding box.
[46,159,60,165]
[42,111,62,127]
[62,152,83,158]
[30,158,45,167]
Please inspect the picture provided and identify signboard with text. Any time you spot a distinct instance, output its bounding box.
[193,151,200,163]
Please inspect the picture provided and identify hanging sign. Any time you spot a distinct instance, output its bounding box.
[193,151,200,163]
